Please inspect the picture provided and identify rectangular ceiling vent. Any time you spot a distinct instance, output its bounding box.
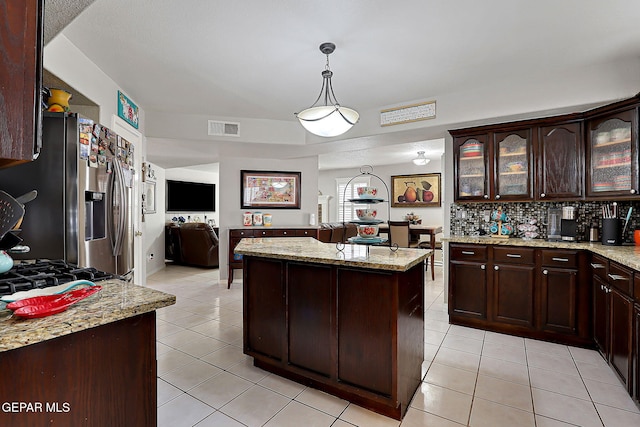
[208,120,240,137]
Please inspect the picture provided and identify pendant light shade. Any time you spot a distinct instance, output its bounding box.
[296,43,359,137]
[412,151,430,165]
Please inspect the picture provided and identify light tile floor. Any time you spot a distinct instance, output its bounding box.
[147,264,640,427]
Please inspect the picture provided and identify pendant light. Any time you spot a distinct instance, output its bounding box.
[296,42,359,137]
[412,151,430,165]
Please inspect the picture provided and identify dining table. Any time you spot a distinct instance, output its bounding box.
[377,224,443,280]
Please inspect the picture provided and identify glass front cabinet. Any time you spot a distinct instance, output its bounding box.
[494,129,533,201]
[586,108,639,198]
[454,134,489,201]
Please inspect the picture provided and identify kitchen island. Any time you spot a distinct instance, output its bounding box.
[235,237,431,420]
[0,280,175,427]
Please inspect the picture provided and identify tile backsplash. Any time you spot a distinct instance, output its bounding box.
[450,201,640,242]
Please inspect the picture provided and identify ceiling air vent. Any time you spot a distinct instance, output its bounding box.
[208,120,240,137]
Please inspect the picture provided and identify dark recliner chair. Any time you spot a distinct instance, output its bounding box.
[317,222,357,243]
[172,223,220,268]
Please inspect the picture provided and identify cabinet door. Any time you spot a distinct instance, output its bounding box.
[539,267,577,335]
[586,109,639,197]
[537,122,583,200]
[337,268,393,396]
[494,129,533,201]
[244,257,285,361]
[593,275,610,358]
[634,304,640,403]
[287,263,332,376]
[454,134,490,201]
[449,261,487,319]
[491,263,535,327]
[0,0,43,167]
[610,287,633,391]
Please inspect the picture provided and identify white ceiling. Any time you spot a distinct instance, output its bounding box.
[51,0,640,170]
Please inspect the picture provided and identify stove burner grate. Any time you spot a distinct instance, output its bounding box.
[0,260,115,297]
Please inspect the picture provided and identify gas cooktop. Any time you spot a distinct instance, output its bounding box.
[0,260,115,297]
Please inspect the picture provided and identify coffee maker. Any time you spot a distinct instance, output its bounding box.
[560,206,578,242]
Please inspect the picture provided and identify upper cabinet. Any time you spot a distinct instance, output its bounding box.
[454,134,489,201]
[586,108,638,198]
[494,128,533,201]
[451,93,640,202]
[0,0,44,168]
[537,121,583,200]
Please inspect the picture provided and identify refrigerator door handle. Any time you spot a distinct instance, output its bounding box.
[107,163,117,255]
[113,160,127,257]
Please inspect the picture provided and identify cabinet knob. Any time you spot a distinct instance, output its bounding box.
[631,189,637,194]
[481,265,486,270]
[540,193,546,198]
[494,265,499,270]
[543,269,548,275]
[483,195,489,199]
[283,231,288,235]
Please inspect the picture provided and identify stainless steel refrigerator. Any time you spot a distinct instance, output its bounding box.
[0,112,135,276]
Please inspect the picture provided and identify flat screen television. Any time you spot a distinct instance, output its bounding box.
[166,180,215,212]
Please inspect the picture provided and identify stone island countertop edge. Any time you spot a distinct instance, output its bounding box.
[444,236,640,271]
[0,280,176,352]
[234,237,431,272]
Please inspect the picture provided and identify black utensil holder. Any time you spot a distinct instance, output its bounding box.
[601,218,622,246]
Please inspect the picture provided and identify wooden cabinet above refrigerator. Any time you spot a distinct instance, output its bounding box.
[0,0,44,168]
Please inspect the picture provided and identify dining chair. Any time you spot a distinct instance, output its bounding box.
[387,221,435,280]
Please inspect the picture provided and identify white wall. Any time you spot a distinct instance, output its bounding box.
[318,159,445,231]
[145,164,166,276]
[44,35,145,133]
[219,156,319,283]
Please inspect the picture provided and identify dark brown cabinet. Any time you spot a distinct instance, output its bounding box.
[539,249,583,337]
[453,134,490,201]
[244,257,285,361]
[449,244,488,319]
[586,107,639,198]
[449,244,590,346]
[451,94,640,202]
[242,254,425,420]
[491,247,535,327]
[537,121,584,200]
[0,0,44,168]
[590,256,634,393]
[633,302,640,405]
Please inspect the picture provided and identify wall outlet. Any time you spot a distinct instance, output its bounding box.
[484,210,490,222]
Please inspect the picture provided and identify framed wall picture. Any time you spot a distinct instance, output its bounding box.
[117,91,139,129]
[241,170,301,209]
[143,181,156,214]
[391,173,441,207]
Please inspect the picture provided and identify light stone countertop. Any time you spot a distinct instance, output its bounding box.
[235,237,431,272]
[444,236,640,271]
[0,280,176,352]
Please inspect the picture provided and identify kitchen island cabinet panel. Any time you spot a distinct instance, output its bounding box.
[1,313,157,427]
[237,238,428,420]
[287,262,333,376]
[244,257,285,361]
[634,304,640,404]
[338,268,393,396]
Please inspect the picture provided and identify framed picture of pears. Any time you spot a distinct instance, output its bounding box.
[391,173,441,207]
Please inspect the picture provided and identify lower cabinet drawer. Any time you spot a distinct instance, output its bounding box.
[493,247,535,264]
[608,261,633,296]
[541,249,578,269]
[450,244,487,262]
